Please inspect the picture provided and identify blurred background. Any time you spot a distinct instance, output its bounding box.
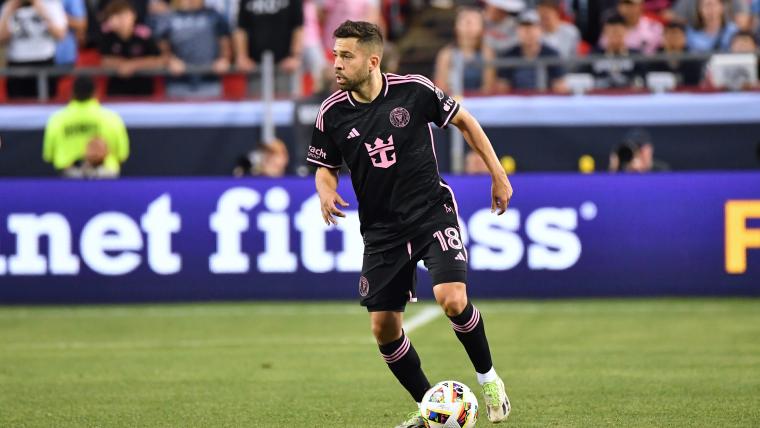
[0,2,759,426]
[0,0,759,301]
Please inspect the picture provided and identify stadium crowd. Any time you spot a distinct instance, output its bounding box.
[0,0,758,100]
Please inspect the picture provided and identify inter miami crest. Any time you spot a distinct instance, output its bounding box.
[359,276,369,297]
[389,107,410,128]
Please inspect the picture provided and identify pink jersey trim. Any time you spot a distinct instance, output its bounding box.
[306,158,341,169]
[441,102,459,128]
[316,91,348,131]
[439,180,469,261]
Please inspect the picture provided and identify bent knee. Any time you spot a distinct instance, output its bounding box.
[371,318,402,345]
[435,284,468,316]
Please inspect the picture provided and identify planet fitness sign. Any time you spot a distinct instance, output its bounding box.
[0,173,758,303]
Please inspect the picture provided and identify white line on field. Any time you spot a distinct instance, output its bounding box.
[404,306,443,334]
[367,306,443,343]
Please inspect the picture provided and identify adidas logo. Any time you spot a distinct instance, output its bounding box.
[454,252,466,262]
[347,128,360,139]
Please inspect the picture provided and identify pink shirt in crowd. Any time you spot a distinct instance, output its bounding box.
[600,16,664,54]
[303,0,323,52]
[319,0,379,50]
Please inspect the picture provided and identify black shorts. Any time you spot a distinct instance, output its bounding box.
[359,201,468,312]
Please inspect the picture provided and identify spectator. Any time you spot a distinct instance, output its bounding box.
[233,138,289,177]
[702,31,759,89]
[567,0,617,47]
[584,14,646,89]
[300,0,329,93]
[99,0,165,96]
[54,0,86,66]
[43,76,129,178]
[599,0,663,54]
[204,0,237,28]
[483,0,524,54]
[649,20,704,86]
[536,0,580,58]
[623,128,670,171]
[729,29,759,53]
[644,0,673,17]
[157,0,231,98]
[434,6,496,94]
[686,0,739,52]
[85,0,167,49]
[671,0,749,29]
[0,0,67,99]
[609,142,645,172]
[234,0,303,94]
[464,150,490,174]
[498,9,567,92]
[317,0,383,52]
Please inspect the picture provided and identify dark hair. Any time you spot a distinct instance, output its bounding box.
[695,0,725,31]
[664,19,686,31]
[537,0,561,10]
[624,128,652,147]
[333,20,383,48]
[100,0,135,22]
[72,75,95,101]
[731,30,757,46]
[604,13,626,26]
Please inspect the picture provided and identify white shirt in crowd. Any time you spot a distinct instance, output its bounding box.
[5,0,67,63]
[542,22,580,58]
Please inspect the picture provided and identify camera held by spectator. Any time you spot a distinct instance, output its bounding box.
[234,138,290,178]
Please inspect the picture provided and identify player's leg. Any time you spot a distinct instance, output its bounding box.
[433,282,511,423]
[370,311,431,404]
[421,220,511,423]
[361,248,430,427]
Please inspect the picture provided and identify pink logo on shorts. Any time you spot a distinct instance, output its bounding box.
[359,276,370,297]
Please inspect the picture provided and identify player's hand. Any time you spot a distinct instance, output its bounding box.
[319,191,349,225]
[491,173,513,215]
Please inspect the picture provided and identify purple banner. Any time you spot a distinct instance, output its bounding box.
[0,173,759,303]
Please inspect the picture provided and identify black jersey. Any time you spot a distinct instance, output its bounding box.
[306,73,462,254]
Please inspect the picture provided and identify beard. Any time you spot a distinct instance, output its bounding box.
[336,68,371,92]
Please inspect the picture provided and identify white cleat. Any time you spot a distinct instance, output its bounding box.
[482,377,511,423]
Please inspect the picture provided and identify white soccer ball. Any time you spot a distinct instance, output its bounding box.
[419,380,478,428]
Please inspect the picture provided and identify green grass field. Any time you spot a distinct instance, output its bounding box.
[1,299,759,427]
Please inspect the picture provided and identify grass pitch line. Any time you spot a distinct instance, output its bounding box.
[367,305,442,343]
[404,306,443,334]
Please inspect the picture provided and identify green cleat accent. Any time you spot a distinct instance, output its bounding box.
[482,377,511,423]
[394,410,426,428]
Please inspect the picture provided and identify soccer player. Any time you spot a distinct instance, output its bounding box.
[306,21,514,427]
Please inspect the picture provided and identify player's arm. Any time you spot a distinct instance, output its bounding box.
[450,106,513,215]
[315,166,349,225]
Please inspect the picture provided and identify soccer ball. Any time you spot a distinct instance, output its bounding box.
[419,380,478,428]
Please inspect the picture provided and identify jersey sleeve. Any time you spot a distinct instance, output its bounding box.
[420,78,460,129]
[307,126,342,169]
